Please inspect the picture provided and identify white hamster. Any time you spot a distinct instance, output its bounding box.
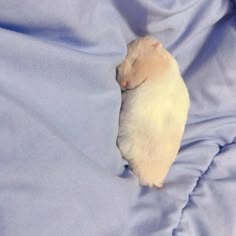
[117,36,189,187]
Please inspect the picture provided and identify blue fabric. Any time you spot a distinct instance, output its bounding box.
[0,1,236,235]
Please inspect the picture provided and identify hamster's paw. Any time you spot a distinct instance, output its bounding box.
[117,135,166,188]
[131,160,165,188]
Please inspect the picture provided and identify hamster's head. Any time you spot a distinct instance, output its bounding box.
[117,36,164,91]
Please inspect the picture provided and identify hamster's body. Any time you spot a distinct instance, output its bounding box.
[117,36,189,187]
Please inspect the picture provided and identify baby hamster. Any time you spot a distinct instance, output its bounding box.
[117,36,189,187]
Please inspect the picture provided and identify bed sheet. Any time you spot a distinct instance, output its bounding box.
[0,1,236,235]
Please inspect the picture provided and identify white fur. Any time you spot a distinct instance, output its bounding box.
[117,36,189,187]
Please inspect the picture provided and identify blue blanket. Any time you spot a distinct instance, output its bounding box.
[0,1,236,235]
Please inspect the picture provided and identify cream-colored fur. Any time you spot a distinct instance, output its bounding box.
[117,36,189,187]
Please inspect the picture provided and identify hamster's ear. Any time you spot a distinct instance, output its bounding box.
[152,42,162,49]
